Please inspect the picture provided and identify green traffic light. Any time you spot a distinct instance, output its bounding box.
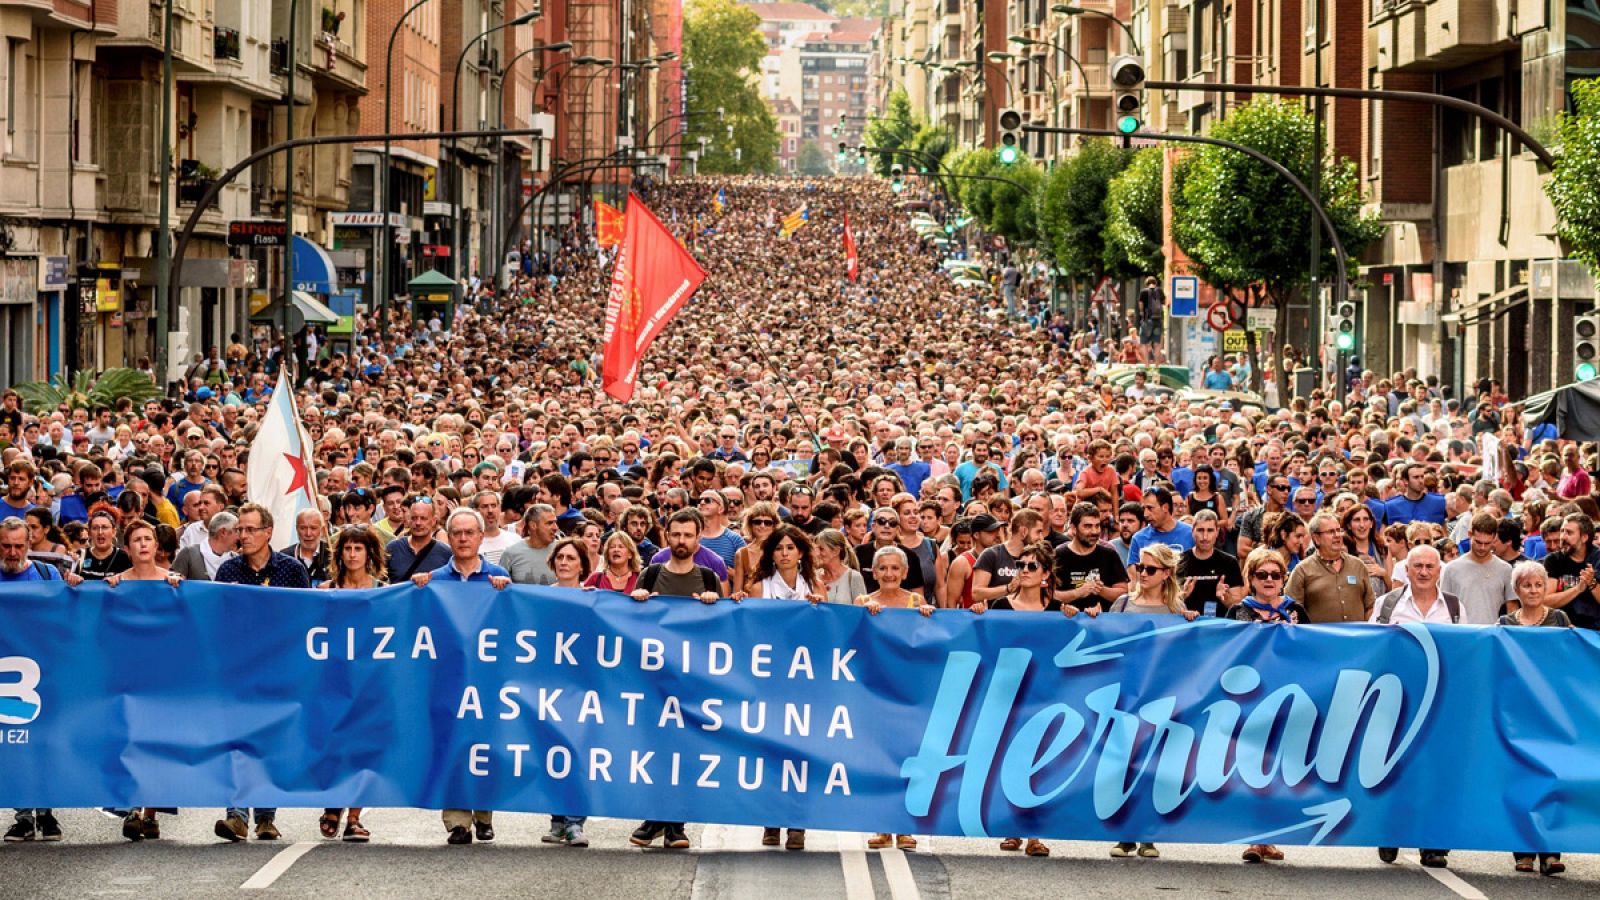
[1116,115,1140,135]
[1335,333,1356,352]
[998,145,1019,165]
[944,223,955,234]
[891,181,904,193]
[1579,363,1598,381]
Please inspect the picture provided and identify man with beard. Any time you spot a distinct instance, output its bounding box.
[1053,502,1129,614]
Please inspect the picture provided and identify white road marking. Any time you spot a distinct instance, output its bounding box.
[832,831,875,900]
[878,842,922,900]
[1406,855,1489,900]
[240,841,321,890]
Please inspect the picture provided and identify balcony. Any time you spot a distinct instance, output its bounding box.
[214,27,241,63]
[311,29,367,92]
[1370,0,1514,73]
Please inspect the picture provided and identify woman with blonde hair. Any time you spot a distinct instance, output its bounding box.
[730,502,780,595]
[584,531,641,593]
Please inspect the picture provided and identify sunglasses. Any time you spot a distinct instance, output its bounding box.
[873,518,899,526]
[748,517,776,527]
[1252,570,1285,581]
[1268,484,1289,491]
[1134,564,1167,575]
[661,503,684,512]
[1018,560,1044,572]
[1295,497,1318,505]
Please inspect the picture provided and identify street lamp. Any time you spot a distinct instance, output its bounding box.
[985,51,1020,106]
[1051,4,1143,55]
[379,0,437,336]
[491,41,571,288]
[449,9,539,280]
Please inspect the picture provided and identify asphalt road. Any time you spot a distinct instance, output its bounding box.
[3,808,1591,898]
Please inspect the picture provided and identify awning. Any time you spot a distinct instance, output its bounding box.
[1522,378,1600,441]
[290,235,338,294]
[251,291,339,325]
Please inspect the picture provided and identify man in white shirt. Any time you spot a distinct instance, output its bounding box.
[179,486,227,549]
[470,491,521,567]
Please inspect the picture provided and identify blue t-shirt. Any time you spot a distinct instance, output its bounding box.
[166,477,209,509]
[888,461,932,498]
[1202,369,1234,390]
[1523,535,1548,561]
[430,558,511,582]
[0,498,33,519]
[0,560,62,582]
[1126,521,1196,562]
[1384,492,1447,526]
[1252,472,1299,496]
[1365,497,1388,529]
[697,528,747,568]
[953,461,1008,501]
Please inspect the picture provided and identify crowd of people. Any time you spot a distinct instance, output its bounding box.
[0,175,1583,877]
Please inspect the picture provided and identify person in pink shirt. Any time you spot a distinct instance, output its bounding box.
[1557,445,1591,499]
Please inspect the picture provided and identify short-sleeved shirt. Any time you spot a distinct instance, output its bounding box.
[1126,521,1195,562]
[502,540,556,585]
[1439,553,1517,625]
[972,542,1021,591]
[1053,541,1126,611]
[698,528,747,568]
[77,548,132,582]
[429,557,510,583]
[215,551,313,588]
[856,542,928,595]
[1544,549,1600,629]
[1285,552,1376,623]
[1176,549,1243,615]
[1384,492,1447,526]
[385,537,452,584]
[649,546,729,582]
[0,560,62,582]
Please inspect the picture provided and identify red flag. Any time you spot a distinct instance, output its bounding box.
[843,214,859,282]
[595,200,625,248]
[602,193,708,401]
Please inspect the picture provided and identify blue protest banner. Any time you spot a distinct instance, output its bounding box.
[1,581,1598,851]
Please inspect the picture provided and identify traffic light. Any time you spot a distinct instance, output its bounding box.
[1576,312,1600,380]
[997,108,1023,164]
[1110,55,1146,135]
[836,141,847,160]
[890,163,905,193]
[943,222,956,235]
[1330,296,1358,353]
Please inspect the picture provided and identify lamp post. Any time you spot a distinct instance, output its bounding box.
[490,41,571,288]
[379,0,437,339]
[449,10,540,282]
[1010,35,1085,155]
[154,0,174,387]
[1051,4,1142,55]
[281,0,302,370]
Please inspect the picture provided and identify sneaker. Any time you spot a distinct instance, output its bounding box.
[630,821,664,847]
[542,824,571,844]
[4,820,34,842]
[1110,842,1136,858]
[214,816,247,843]
[447,825,472,845]
[474,822,495,843]
[895,834,917,851]
[1137,843,1160,858]
[664,824,691,849]
[1377,847,1399,864]
[785,829,805,851]
[123,813,145,842]
[141,818,160,841]
[566,825,588,848]
[35,814,61,842]
[255,820,280,841]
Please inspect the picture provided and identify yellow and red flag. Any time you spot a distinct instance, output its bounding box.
[595,199,626,248]
[601,193,708,401]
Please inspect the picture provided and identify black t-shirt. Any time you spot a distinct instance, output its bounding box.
[1543,549,1600,629]
[76,547,131,581]
[1053,541,1126,611]
[856,543,927,595]
[989,594,1064,612]
[1177,549,1244,615]
[973,543,1022,591]
[1044,530,1069,549]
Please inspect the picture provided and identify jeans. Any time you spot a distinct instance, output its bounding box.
[226,807,276,823]
[13,808,50,821]
[552,815,587,828]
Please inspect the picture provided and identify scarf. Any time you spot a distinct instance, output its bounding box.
[1242,594,1296,622]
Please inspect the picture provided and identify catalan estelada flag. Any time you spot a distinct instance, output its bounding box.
[712,186,727,215]
[779,204,809,238]
[595,200,626,248]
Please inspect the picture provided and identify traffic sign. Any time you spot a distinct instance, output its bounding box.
[1246,307,1275,332]
[1170,276,1199,318]
[1207,301,1234,332]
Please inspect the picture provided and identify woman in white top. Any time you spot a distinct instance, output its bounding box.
[747,523,821,851]
[813,529,866,605]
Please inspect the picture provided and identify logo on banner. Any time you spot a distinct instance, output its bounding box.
[0,656,42,726]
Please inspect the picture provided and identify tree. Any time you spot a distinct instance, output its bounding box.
[796,140,833,176]
[1172,98,1382,389]
[1104,146,1165,275]
[12,369,161,415]
[683,0,780,173]
[908,123,955,174]
[984,161,1045,245]
[1036,139,1129,279]
[1548,78,1600,275]
[863,90,918,176]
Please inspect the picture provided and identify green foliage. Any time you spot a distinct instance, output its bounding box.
[12,368,161,415]
[1104,146,1165,275]
[863,90,918,176]
[683,0,780,174]
[984,161,1045,245]
[1548,78,1600,275]
[952,148,999,222]
[908,123,955,172]
[1171,99,1381,304]
[1037,139,1129,279]
[796,140,834,176]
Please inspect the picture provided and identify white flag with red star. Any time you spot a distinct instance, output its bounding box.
[246,366,319,551]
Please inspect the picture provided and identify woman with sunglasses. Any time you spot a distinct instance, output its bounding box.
[968,540,1070,858]
[315,526,388,843]
[859,544,932,852]
[1106,543,1194,860]
[730,502,780,595]
[583,532,641,594]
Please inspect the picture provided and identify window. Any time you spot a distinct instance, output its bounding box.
[5,37,31,159]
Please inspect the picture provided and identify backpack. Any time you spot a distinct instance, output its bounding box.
[1375,587,1461,624]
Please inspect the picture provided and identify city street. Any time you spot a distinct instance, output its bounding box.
[2,809,1591,898]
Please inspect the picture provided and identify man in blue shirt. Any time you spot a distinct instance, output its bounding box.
[2,461,35,520]
[953,442,1008,501]
[1384,463,1448,526]
[1202,356,1234,391]
[412,507,510,846]
[1126,487,1195,566]
[887,437,931,498]
[165,449,211,510]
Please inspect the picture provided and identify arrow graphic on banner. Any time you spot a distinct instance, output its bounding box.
[1232,798,1353,846]
[1053,618,1231,669]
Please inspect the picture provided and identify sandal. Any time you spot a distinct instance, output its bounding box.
[999,838,1023,852]
[1514,856,1534,873]
[1024,839,1050,857]
[319,812,341,839]
[342,819,370,843]
[866,833,892,849]
[896,834,917,851]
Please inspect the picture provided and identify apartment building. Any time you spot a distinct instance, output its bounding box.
[801,20,875,150]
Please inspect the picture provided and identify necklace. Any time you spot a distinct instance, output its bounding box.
[1519,606,1549,626]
